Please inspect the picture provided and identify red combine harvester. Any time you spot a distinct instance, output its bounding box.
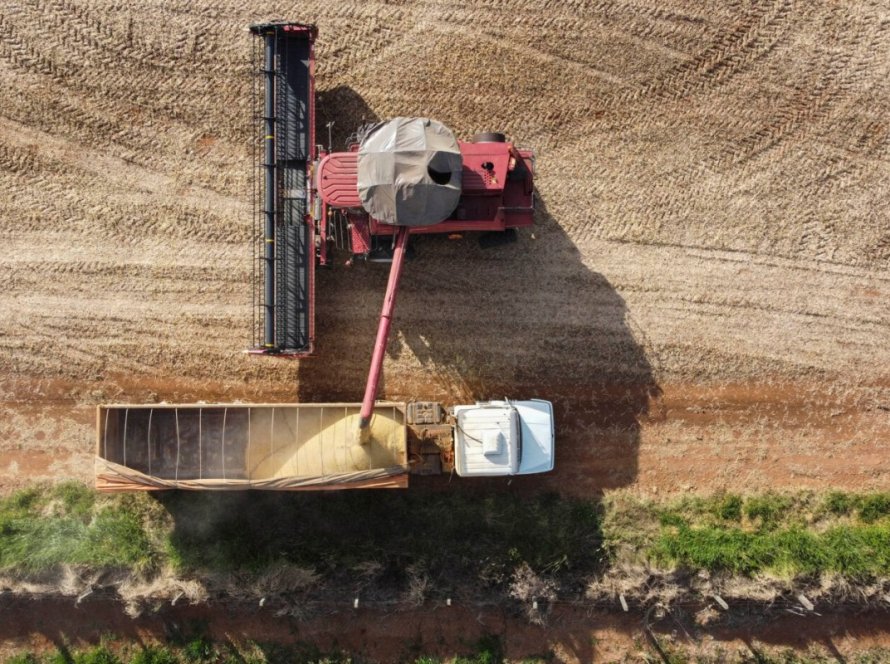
[245,22,535,427]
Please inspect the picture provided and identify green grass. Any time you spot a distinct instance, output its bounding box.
[3,637,516,664]
[651,525,890,576]
[452,636,503,664]
[715,494,743,521]
[7,655,41,664]
[821,492,890,523]
[643,492,890,578]
[744,494,792,529]
[129,647,178,664]
[0,483,163,573]
[857,494,890,523]
[823,490,856,516]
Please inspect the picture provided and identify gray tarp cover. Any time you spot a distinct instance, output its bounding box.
[357,117,462,226]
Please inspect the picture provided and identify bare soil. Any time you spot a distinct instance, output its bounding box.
[1,597,890,663]
[0,0,889,656]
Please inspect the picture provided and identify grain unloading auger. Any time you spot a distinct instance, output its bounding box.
[93,21,554,491]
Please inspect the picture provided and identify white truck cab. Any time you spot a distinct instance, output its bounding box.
[452,399,555,477]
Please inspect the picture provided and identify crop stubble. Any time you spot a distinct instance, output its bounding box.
[0,0,887,496]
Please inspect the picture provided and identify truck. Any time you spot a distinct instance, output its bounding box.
[95,400,554,490]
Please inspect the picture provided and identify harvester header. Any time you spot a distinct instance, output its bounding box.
[249,21,317,355]
[247,22,534,363]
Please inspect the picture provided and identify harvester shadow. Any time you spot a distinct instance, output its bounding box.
[407,194,661,494]
[315,85,380,152]
[296,83,381,400]
[299,193,661,496]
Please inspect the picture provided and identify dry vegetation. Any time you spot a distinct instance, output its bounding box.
[4,484,890,661]
[4,484,890,615]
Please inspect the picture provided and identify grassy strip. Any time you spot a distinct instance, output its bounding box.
[606,491,890,578]
[3,484,890,584]
[0,484,163,573]
[651,524,890,577]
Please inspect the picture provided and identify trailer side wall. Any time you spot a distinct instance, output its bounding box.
[96,403,407,491]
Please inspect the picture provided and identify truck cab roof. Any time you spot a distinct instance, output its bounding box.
[453,399,554,477]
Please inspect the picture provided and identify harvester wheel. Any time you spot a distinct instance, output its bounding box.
[472,131,506,143]
[479,228,518,249]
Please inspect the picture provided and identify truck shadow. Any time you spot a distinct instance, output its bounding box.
[299,193,662,497]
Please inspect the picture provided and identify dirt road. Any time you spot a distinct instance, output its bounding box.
[2,596,890,663]
[0,0,887,499]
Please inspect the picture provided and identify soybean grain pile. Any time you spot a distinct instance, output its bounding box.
[0,1,887,496]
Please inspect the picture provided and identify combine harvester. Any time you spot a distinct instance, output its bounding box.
[95,22,554,491]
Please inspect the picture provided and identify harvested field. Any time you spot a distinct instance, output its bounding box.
[1,1,889,658]
[0,0,887,498]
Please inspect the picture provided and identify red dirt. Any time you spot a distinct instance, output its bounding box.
[1,597,889,663]
[6,374,886,497]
